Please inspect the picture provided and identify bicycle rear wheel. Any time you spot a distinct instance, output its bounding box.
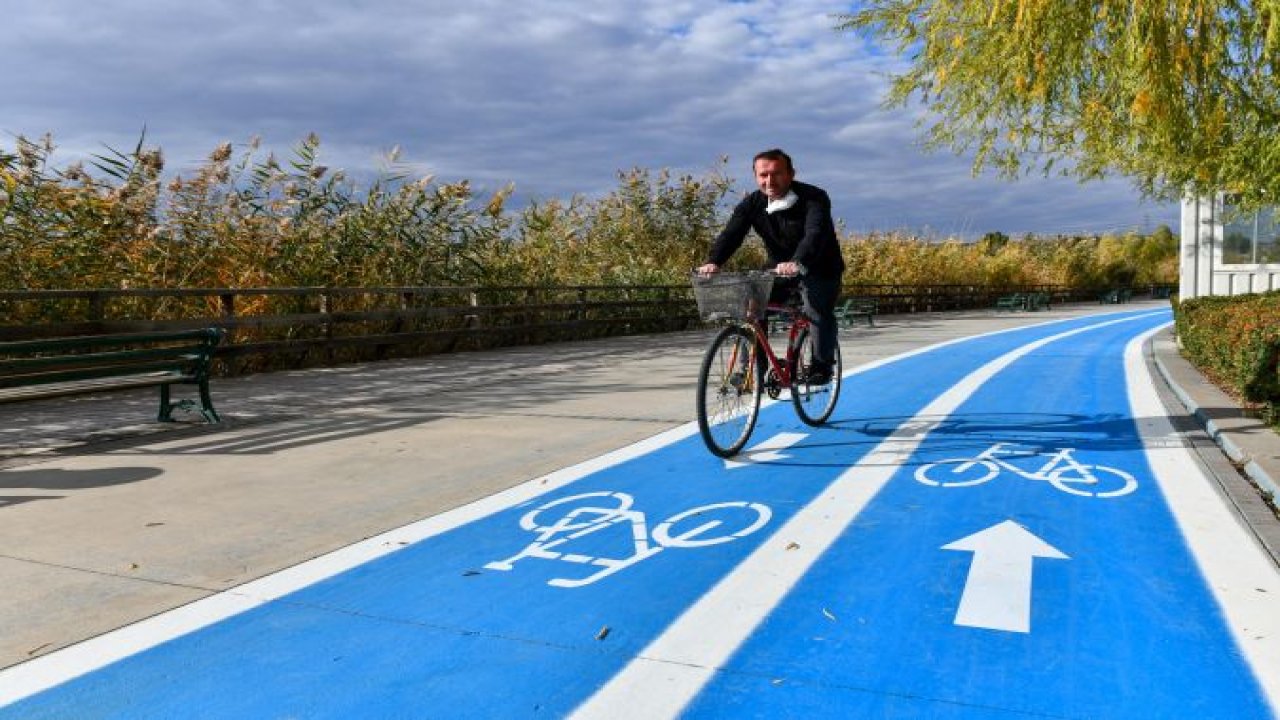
[697,325,764,457]
[790,326,842,426]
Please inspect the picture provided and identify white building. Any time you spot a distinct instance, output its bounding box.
[1181,195,1280,298]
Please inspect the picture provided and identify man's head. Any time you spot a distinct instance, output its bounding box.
[752,149,795,201]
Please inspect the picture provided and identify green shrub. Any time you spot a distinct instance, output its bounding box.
[1176,292,1280,419]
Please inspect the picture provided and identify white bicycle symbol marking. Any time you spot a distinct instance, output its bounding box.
[914,442,1138,499]
[484,491,772,588]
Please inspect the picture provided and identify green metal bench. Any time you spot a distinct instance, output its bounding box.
[0,328,226,422]
[1099,288,1132,304]
[836,297,877,327]
[995,293,1027,311]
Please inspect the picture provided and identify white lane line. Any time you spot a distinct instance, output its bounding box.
[569,312,1163,720]
[0,332,936,704]
[0,309,1157,706]
[0,422,697,705]
[1126,324,1280,711]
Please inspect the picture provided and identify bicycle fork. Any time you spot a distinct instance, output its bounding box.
[725,334,759,395]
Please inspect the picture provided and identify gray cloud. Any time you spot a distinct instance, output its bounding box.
[3,0,1178,237]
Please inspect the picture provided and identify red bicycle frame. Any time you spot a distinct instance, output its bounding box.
[743,301,809,390]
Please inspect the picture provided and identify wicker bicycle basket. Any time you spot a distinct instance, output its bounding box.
[690,272,775,321]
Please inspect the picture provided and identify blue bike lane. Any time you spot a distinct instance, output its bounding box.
[2,308,1275,718]
[669,310,1275,718]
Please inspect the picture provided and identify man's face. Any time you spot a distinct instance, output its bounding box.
[754,158,794,200]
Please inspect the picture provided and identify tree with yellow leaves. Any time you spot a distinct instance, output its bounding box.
[839,1,1280,209]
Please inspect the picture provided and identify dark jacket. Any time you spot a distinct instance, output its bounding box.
[707,180,845,279]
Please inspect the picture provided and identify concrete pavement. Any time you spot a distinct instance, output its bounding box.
[1,299,1275,673]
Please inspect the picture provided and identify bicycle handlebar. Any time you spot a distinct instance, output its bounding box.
[690,268,801,279]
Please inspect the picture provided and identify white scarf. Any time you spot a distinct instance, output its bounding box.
[765,190,798,214]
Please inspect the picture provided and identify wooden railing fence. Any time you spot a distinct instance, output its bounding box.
[0,283,1109,375]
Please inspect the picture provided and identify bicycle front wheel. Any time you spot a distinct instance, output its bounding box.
[790,327,842,426]
[1047,464,1138,498]
[697,325,764,458]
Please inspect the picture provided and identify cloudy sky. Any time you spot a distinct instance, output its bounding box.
[4,0,1179,238]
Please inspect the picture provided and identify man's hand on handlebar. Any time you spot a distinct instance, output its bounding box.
[696,262,804,277]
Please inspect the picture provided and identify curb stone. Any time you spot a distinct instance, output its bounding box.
[1150,330,1280,506]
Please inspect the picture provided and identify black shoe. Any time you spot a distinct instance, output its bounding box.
[805,363,833,385]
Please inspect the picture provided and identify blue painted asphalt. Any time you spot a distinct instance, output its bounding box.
[3,308,1275,718]
[684,311,1269,718]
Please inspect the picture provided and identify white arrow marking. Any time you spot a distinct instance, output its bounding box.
[572,314,1159,719]
[724,432,808,469]
[941,520,1068,633]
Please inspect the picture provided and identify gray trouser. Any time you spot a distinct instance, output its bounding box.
[800,275,841,367]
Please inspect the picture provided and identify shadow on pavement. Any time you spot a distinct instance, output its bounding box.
[0,466,164,509]
[738,411,1205,470]
[0,466,163,490]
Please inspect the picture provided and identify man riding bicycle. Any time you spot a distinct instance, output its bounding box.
[696,148,846,384]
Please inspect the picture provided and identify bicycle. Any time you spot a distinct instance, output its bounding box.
[485,491,773,588]
[690,270,843,458]
[914,442,1138,498]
